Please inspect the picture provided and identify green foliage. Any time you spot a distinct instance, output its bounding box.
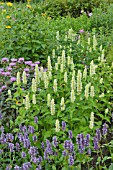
[40,0,113,19]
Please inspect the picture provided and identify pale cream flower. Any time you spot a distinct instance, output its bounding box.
[55,119,60,132]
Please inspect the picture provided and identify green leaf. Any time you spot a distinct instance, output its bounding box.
[52,165,56,170]
[108,163,113,170]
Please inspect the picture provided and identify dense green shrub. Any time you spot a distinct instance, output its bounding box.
[39,0,113,19]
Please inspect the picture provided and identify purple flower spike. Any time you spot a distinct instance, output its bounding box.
[18,58,24,63]
[41,142,45,149]
[25,61,32,65]
[62,121,66,131]
[0,149,3,154]
[32,135,37,142]
[85,134,90,147]
[79,29,84,33]
[96,129,101,141]
[52,136,58,148]
[14,165,20,170]
[9,62,16,67]
[1,58,9,63]
[1,85,7,90]
[28,126,35,134]
[29,146,38,156]
[34,116,38,124]
[35,61,40,65]
[68,155,74,166]
[24,68,29,72]
[93,136,99,150]
[4,72,11,76]
[68,130,73,139]
[7,67,12,71]
[15,143,20,151]
[102,123,107,136]
[8,143,14,152]
[21,151,26,158]
[62,150,67,156]
[10,77,16,82]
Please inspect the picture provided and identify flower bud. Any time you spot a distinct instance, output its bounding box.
[22,71,27,84]
[16,72,21,85]
[60,97,65,111]
[32,78,37,93]
[90,86,95,98]
[32,94,36,104]
[25,95,30,110]
[53,79,57,93]
[55,119,60,132]
[51,99,55,115]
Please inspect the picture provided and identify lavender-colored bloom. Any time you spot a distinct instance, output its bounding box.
[79,29,84,33]
[93,136,99,150]
[23,139,30,149]
[10,77,16,82]
[41,142,45,149]
[52,136,58,148]
[30,63,36,67]
[11,58,17,62]
[19,124,23,132]
[0,149,3,154]
[31,156,37,164]
[15,143,20,151]
[68,130,73,139]
[18,133,24,143]
[9,62,16,67]
[8,143,14,152]
[88,12,92,17]
[14,165,20,170]
[24,132,28,139]
[7,67,12,71]
[22,162,31,170]
[22,125,27,133]
[1,85,7,90]
[102,123,107,136]
[0,68,4,72]
[96,129,101,141]
[44,68,48,72]
[25,61,32,65]
[18,58,24,63]
[36,164,42,170]
[87,148,91,155]
[21,151,26,158]
[37,156,42,163]
[35,61,40,65]
[64,140,74,153]
[0,89,2,93]
[85,134,90,147]
[24,68,29,72]
[1,58,9,63]
[76,134,85,153]
[32,135,37,142]
[0,133,6,144]
[0,126,4,132]
[62,121,66,131]
[6,133,14,142]
[29,146,38,156]
[44,150,48,160]
[0,113,2,120]
[45,139,53,155]
[28,126,35,134]
[1,72,6,76]
[4,72,11,76]
[68,155,74,166]
[62,150,67,156]
[34,116,38,124]
[6,166,11,170]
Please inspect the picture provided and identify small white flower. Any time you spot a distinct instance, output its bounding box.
[55,119,60,132]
